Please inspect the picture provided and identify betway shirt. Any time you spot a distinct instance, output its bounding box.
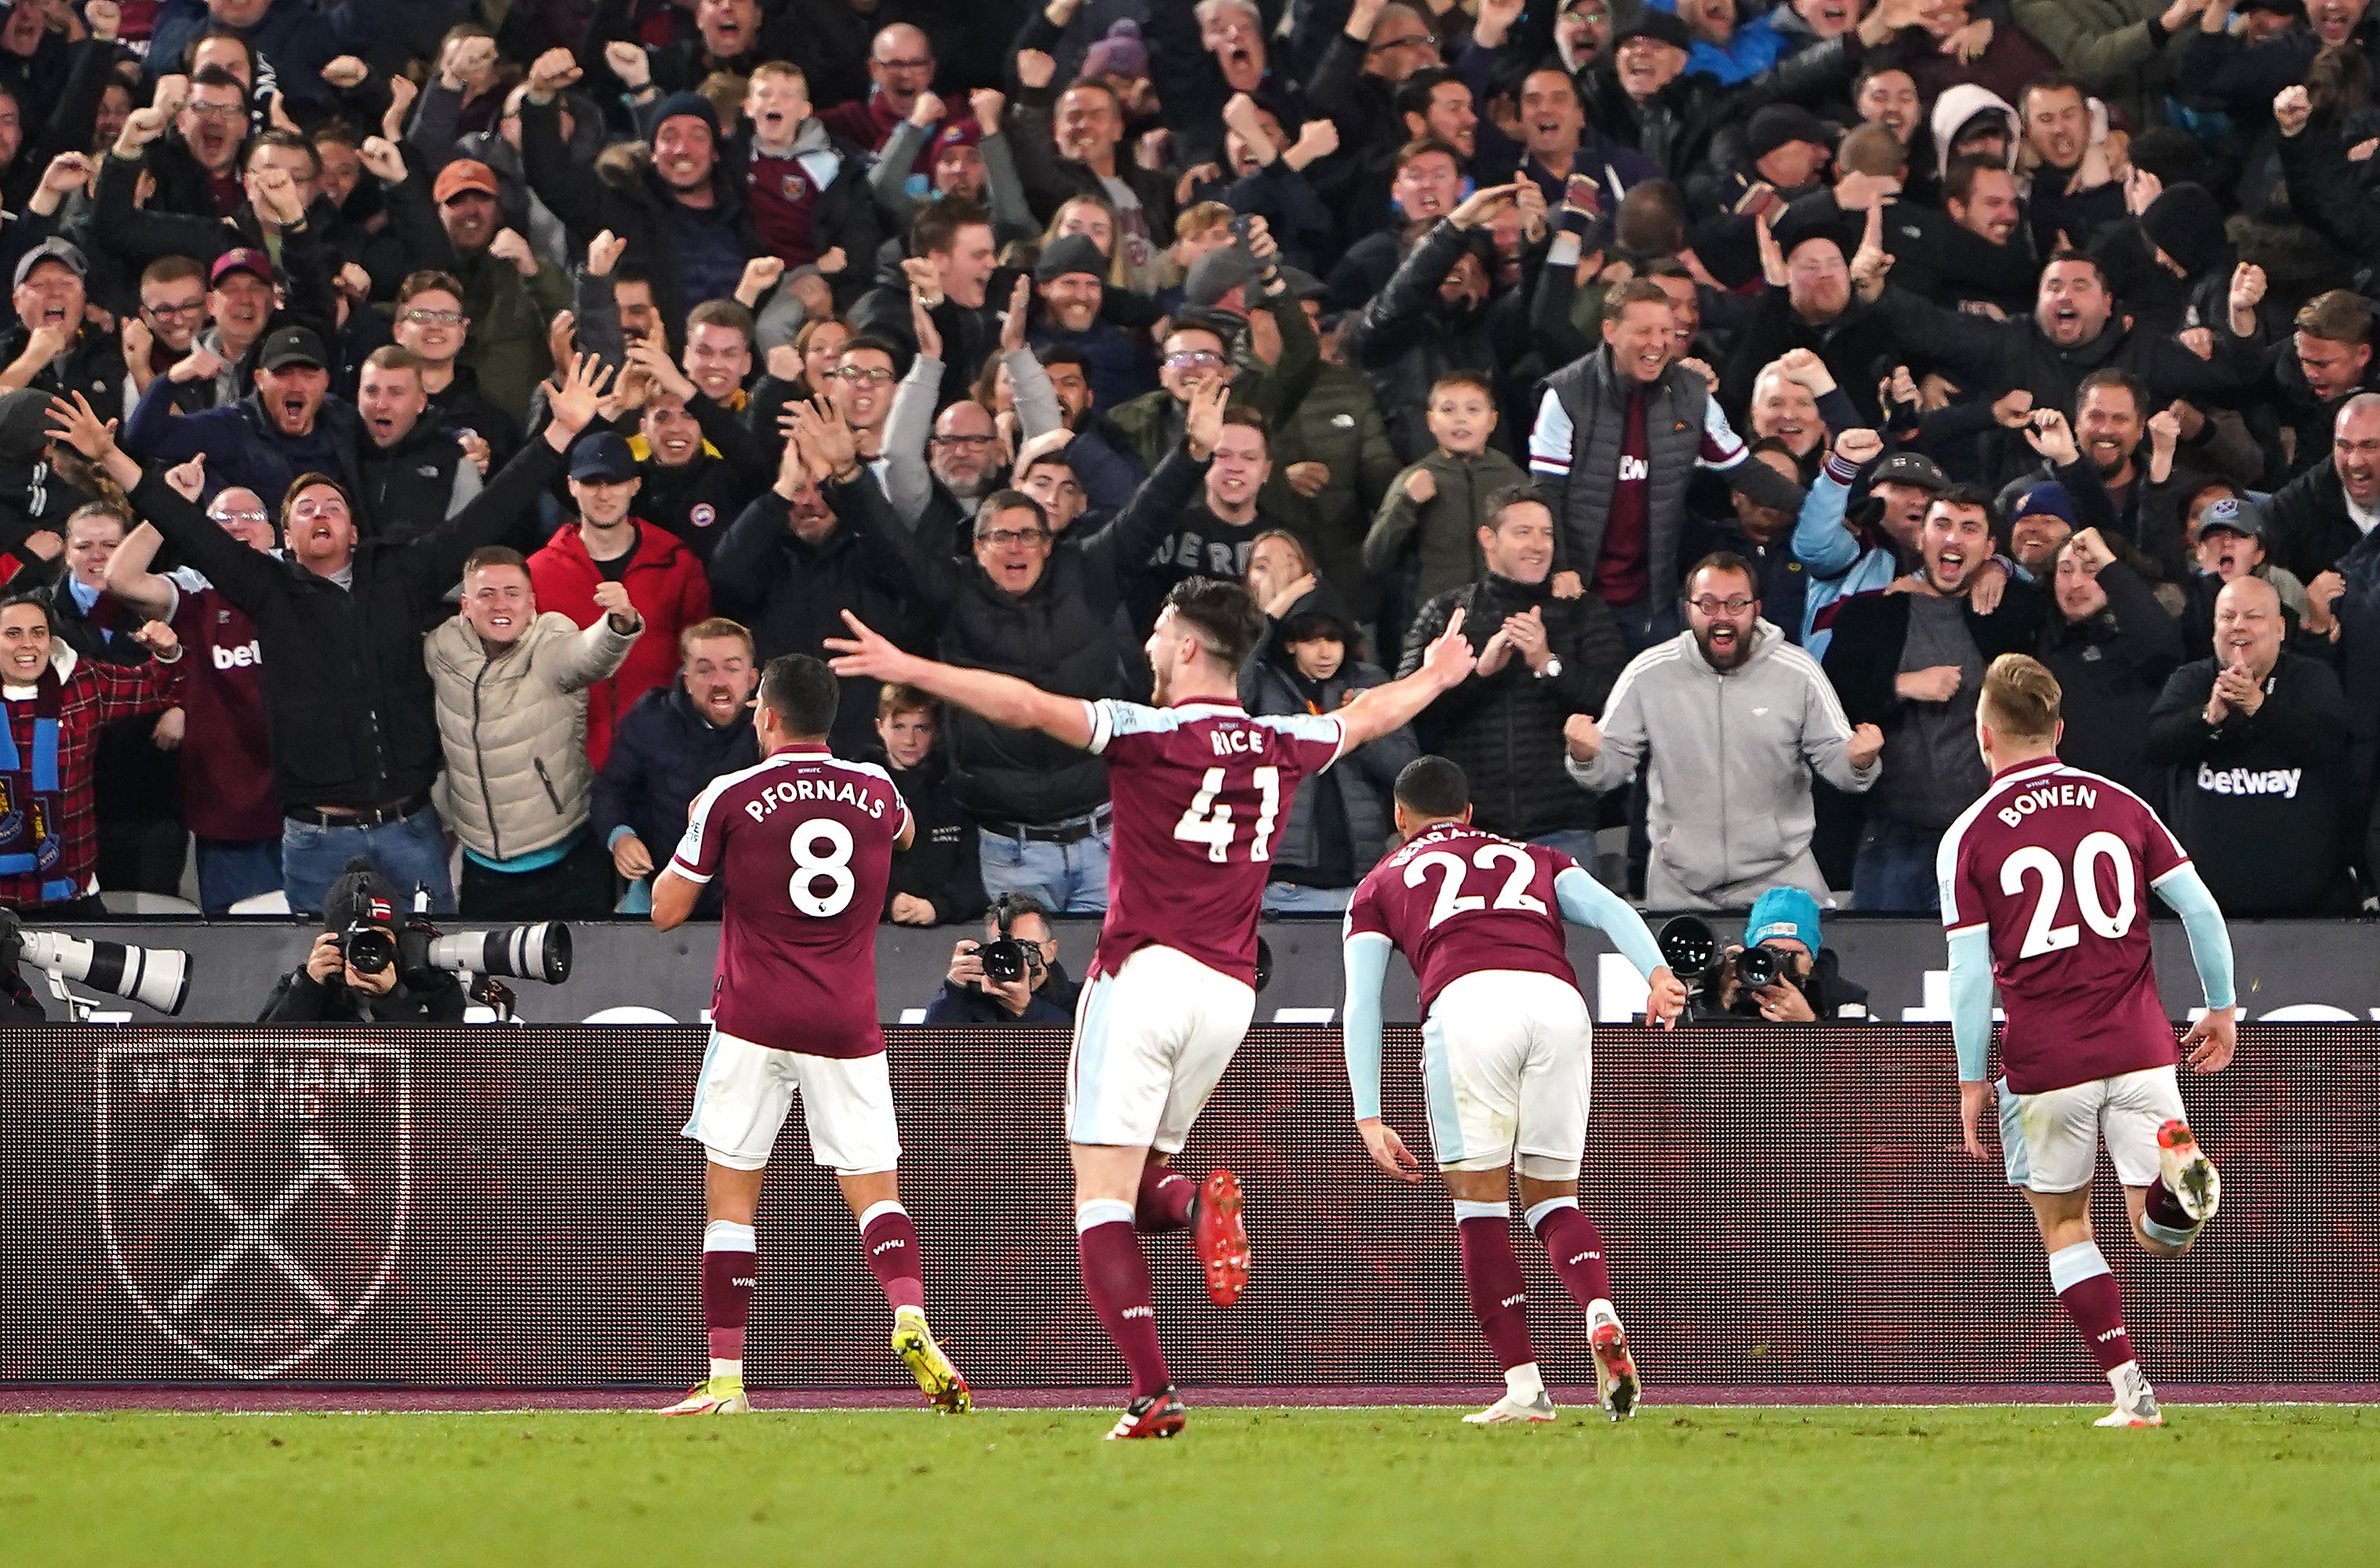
[1083,697,1344,986]
[162,570,278,841]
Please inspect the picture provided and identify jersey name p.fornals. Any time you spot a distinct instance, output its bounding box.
[1083,696,1344,987]
[670,743,912,1059]
[1939,758,2189,1096]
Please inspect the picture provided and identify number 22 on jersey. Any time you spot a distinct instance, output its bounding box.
[1174,766,1282,862]
[1405,842,1549,927]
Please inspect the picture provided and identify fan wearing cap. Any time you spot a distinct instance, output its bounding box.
[0,241,119,417]
[1722,222,1898,426]
[1027,234,1154,412]
[122,322,369,517]
[1793,441,1943,657]
[528,431,713,772]
[2175,492,2309,663]
[1575,9,1726,177]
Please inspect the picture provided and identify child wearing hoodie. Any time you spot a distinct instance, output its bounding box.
[1361,371,1529,613]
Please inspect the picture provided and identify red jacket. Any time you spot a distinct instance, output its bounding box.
[529,521,711,771]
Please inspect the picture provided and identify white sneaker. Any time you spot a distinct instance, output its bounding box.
[656,1377,750,1415]
[1463,1388,1557,1425]
[2156,1120,2221,1224]
[2095,1367,2162,1428]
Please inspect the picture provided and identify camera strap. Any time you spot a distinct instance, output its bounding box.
[0,668,74,903]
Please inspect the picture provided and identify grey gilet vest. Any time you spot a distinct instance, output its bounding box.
[1544,348,1712,608]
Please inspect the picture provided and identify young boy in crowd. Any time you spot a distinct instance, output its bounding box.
[1361,372,1529,641]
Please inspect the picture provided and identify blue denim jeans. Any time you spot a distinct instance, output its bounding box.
[1261,881,1353,913]
[194,837,286,914]
[979,821,1112,914]
[1527,828,1604,870]
[1851,815,1942,913]
[281,806,456,916]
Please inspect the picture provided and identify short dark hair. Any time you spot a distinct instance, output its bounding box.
[1944,153,2011,208]
[1393,136,1462,172]
[911,199,992,258]
[1161,578,1263,673]
[185,27,256,74]
[0,592,57,637]
[758,653,839,739]
[397,270,467,308]
[1931,483,1999,531]
[2075,366,2147,419]
[1481,487,1546,533]
[1394,67,1463,123]
[2018,71,2087,120]
[245,128,321,177]
[1035,343,1091,374]
[1430,369,1495,402]
[838,333,901,367]
[976,490,1048,534]
[2041,249,2108,292]
[279,474,356,535]
[685,299,756,342]
[188,64,247,96]
[990,891,1050,931]
[140,256,206,292]
[1393,755,1470,818]
[1686,550,1758,598]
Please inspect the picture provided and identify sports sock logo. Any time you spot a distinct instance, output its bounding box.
[1499,1291,1526,1308]
[1121,1305,1154,1320]
[2096,1327,2127,1343]
[1568,1250,1601,1266]
[871,1238,907,1256]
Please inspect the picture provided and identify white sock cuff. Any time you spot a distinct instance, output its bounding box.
[703,1219,756,1253]
[1524,1196,1579,1231]
[1452,1200,1510,1224]
[1076,1198,1136,1232]
[2048,1240,2110,1294]
[857,1200,908,1231]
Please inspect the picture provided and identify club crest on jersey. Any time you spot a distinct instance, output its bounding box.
[779,170,809,200]
[98,1040,411,1380]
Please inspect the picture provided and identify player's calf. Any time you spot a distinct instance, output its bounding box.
[2048,1239,2160,1423]
[1135,1160,1196,1235]
[1455,1199,1548,1422]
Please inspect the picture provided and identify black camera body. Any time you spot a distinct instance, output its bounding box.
[1657,915,1802,1017]
[340,920,398,975]
[980,934,1031,984]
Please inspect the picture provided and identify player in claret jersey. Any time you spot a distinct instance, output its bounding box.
[1939,655,2236,1428]
[1342,756,1687,1425]
[649,655,969,1417]
[829,578,1478,1438]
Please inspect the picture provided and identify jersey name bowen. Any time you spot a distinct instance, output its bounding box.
[743,777,889,822]
[1997,779,2099,827]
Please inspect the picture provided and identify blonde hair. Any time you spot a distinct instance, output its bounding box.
[1980,653,2062,739]
[1041,194,1133,289]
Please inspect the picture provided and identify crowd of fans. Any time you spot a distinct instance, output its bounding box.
[3,0,2378,931]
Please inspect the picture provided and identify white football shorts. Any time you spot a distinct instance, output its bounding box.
[1067,944,1256,1152]
[1997,1064,2186,1195]
[1420,969,1593,1181]
[682,1026,900,1175]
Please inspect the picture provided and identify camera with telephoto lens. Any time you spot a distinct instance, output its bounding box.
[1733,942,1786,993]
[388,887,574,986]
[1659,914,1800,1017]
[0,908,191,1014]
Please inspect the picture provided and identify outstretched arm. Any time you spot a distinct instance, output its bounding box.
[1333,608,1477,748]
[1552,866,1683,1025]
[825,610,1094,749]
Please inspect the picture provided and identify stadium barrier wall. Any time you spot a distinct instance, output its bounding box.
[24,916,2380,1025]
[2,1023,2372,1391]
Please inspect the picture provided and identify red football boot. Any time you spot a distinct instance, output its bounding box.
[1194,1169,1250,1306]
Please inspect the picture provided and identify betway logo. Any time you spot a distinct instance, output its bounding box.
[211,640,262,670]
[2197,764,2300,799]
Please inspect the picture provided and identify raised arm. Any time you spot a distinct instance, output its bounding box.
[1333,608,1477,749]
[825,610,1096,750]
[104,520,181,621]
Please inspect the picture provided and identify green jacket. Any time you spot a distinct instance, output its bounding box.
[1257,363,1401,619]
[1362,446,1531,610]
[2009,0,2190,132]
[1105,278,1324,476]
[454,248,572,426]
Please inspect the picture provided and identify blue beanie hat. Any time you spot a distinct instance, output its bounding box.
[2013,480,2077,528]
[1745,887,1822,956]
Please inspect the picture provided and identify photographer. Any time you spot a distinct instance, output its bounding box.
[1684,888,1869,1025]
[260,859,467,1024]
[921,894,1078,1024]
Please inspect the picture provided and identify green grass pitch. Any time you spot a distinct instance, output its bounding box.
[4,1405,2374,1566]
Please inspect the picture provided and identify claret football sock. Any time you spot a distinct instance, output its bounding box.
[1525,1197,1614,1311]
[703,1219,758,1369]
[858,1201,928,1314]
[1078,1200,1172,1397]
[2141,1179,2204,1248]
[2048,1241,2135,1374]
[1135,1163,1197,1235]
[1455,1202,1536,1372]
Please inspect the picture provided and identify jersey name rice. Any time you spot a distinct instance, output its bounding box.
[1083,697,1344,986]
[1939,758,2189,1095]
[1343,822,1580,1013]
[671,743,911,1058]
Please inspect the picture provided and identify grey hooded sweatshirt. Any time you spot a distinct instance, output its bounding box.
[1567,619,1880,910]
